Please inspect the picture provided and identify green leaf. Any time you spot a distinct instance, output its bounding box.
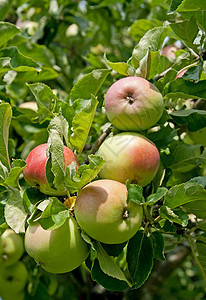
[146,124,177,149]
[104,55,135,76]
[136,50,170,79]
[169,0,183,13]
[132,26,172,68]
[65,155,105,194]
[16,67,58,82]
[91,259,129,291]
[126,182,144,205]
[93,241,132,287]
[182,60,203,83]
[161,141,205,172]
[70,95,98,155]
[0,22,20,46]
[3,159,26,188]
[5,190,28,233]
[70,69,111,103]
[159,206,188,226]
[164,79,206,100]
[127,231,154,288]
[169,18,198,53]
[0,161,8,183]
[189,176,206,188]
[129,19,162,43]
[23,187,46,214]
[149,231,165,261]
[165,181,206,209]
[38,198,70,230]
[0,102,12,170]
[145,187,168,206]
[176,0,206,12]
[0,47,41,73]
[170,109,206,131]
[47,115,70,191]
[27,83,56,123]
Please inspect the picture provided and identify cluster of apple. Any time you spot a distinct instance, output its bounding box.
[22,76,164,274]
[0,229,28,300]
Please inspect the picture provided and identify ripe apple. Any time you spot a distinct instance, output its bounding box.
[19,101,38,112]
[187,127,206,147]
[23,143,79,196]
[97,132,160,187]
[0,229,24,267]
[24,216,89,273]
[74,179,143,244]
[0,261,28,296]
[105,76,164,131]
[160,45,178,62]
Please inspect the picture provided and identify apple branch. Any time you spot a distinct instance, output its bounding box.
[83,126,112,164]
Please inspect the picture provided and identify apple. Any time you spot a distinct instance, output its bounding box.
[19,101,38,112]
[97,132,160,187]
[74,179,143,244]
[23,143,79,196]
[24,216,89,274]
[105,76,164,131]
[0,291,25,300]
[160,45,178,62]
[0,229,24,267]
[0,261,28,296]
[187,127,206,147]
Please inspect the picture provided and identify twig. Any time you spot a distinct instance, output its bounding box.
[83,126,112,164]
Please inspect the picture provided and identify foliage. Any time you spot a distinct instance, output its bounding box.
[0,0,206,299]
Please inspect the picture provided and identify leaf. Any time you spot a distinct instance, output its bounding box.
[170,109,206,131]
[159,206,189,226]
[176,0,206,12]
[5,190,28,233]
[0,161,8,183]
[70,69,111,103]
[182,60,203,83]
[0,102,12,170]
[132,26,172,68]
[149,231,165,261]
[3,159,26,188]
[146,124,177,149]
[16,67,58,82]
[93,241,132,287]
[169,0,183,13]
[189,176,206,188]
[91,259,129,291]
[136,50,170,80]
[165,181,206,209]
[27,83,56,123]
[196,240,206,271]
[47,115,70,191]
[65,155,105,194]
[0,47,41,73]
[169,18,198,53]
[164,79,206,100]
[70,95,98,154]
[145,187,168,206]
[104,55,135,76]
[129,19,162,43]
[38,198,70,230]
[23,187,46,214]
[127,231,154,288]
[0,22,20,46]
[126,182,144,205]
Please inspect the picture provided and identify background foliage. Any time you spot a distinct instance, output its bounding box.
[0,0,206,299]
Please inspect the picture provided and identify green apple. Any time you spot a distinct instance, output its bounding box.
[0,290,25,300]
[0,261,28,296]
[74,179,143,244]
[97,132,160,187]
[0,229,24,267]
[105,76,164,131]
[25,216,89,274]
[23,143,79,196]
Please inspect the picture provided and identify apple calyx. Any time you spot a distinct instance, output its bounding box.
[126,95,135,105]
[122,209,129,219]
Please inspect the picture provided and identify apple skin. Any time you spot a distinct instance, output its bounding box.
[23,143,79,196]
[24,217,89,274]
[74,179,143,244]
[0,229,24,267]
[0,261,28,296]
[19,101,38,112]
[97,132,160,187]
[105,76,164,131]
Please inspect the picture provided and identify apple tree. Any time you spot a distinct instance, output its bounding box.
[0,0,206,299]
